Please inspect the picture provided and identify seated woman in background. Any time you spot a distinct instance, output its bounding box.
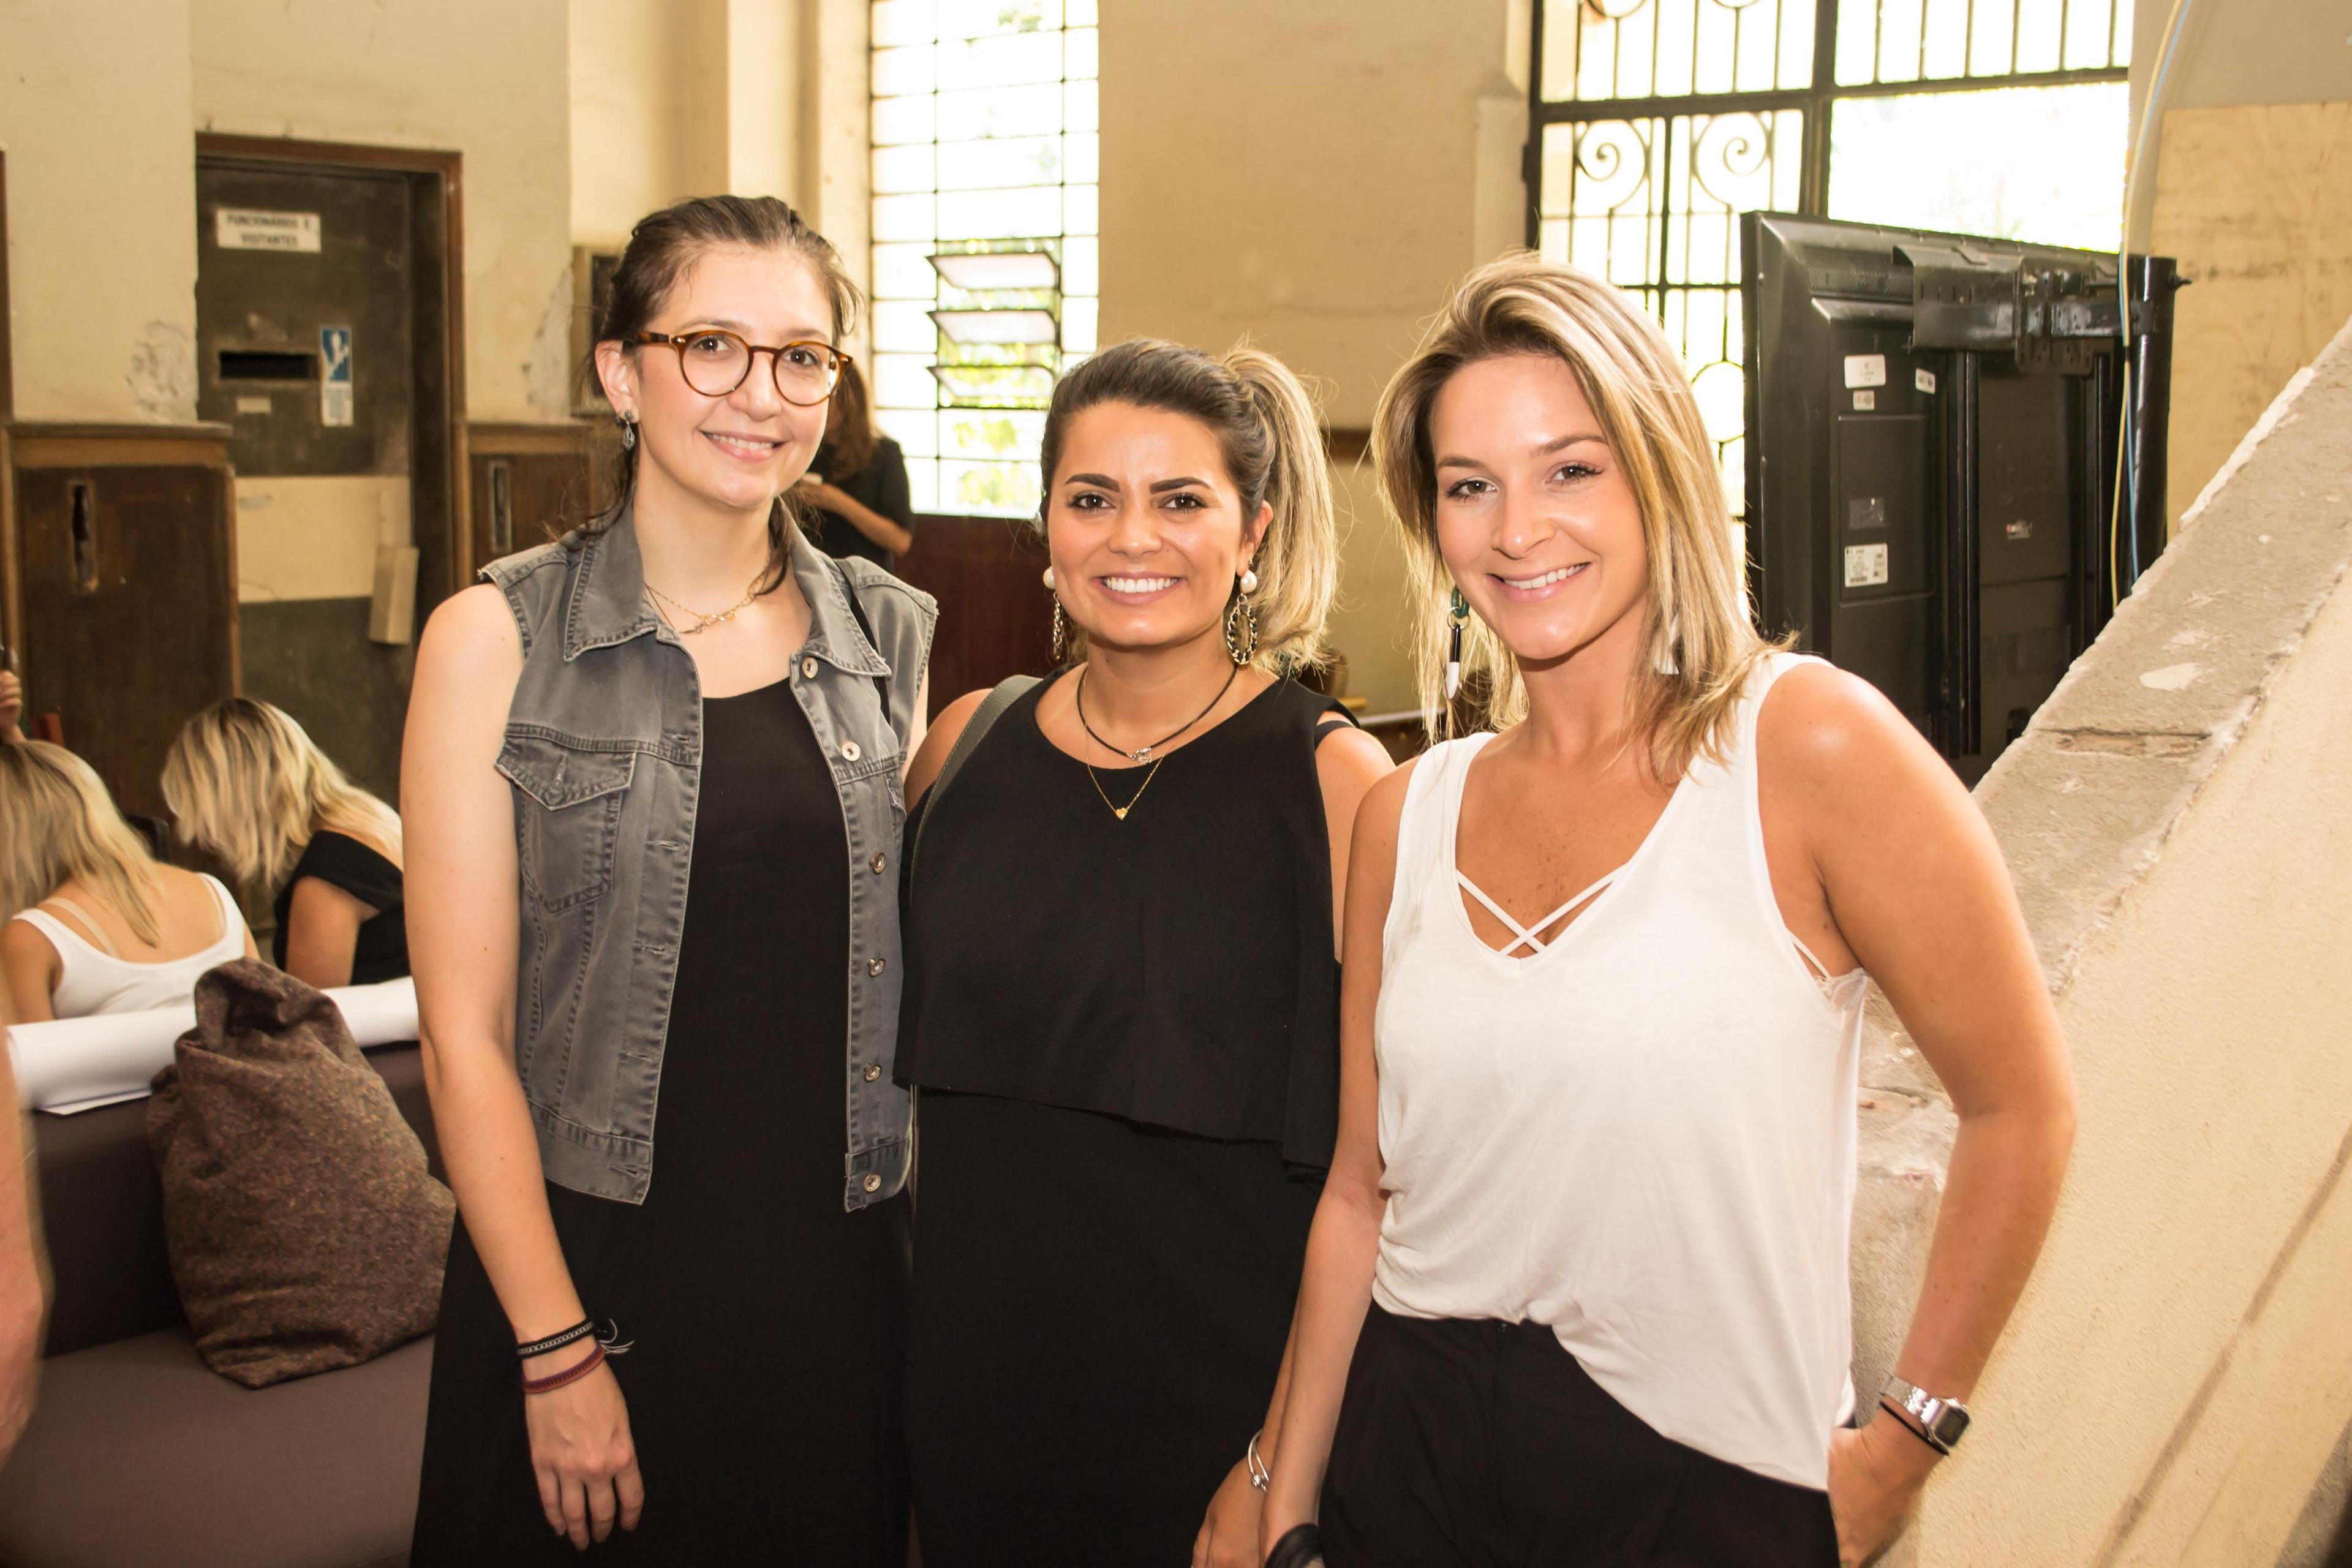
[0,741,255,1022]
[163,698,408,990]
[799,358,914,569]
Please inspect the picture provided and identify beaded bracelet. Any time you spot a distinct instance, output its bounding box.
[522,1340,606,1396]
[515,1319,596,1360]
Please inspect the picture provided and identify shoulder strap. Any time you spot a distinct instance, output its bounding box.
[909,674,1042,889]
[40,894,120,960]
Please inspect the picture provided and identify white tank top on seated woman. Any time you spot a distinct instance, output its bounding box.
[9,875,251,1018]
[1371,651,1868,1492]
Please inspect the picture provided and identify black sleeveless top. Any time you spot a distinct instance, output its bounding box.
[897,672,1352,1167]
[273,830,408,985]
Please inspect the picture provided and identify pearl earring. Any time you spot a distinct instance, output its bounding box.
[1041,565,1056,591]
[1239,567,1260,595]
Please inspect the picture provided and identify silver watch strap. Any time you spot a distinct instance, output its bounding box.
[1881,1375,1969,1453]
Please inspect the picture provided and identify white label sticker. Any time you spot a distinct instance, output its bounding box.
[320,326,354,428]
[233,395,272,415]
[1844,543,1890,588]
[1853,390,1877,411]
[1915,368,1938,394]
[215,208,322,252]
[1842,353,1888,389]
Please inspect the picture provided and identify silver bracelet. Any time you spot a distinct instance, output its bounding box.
[1246,1428,1271,1492]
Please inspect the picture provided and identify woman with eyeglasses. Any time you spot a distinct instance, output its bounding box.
[406,195,934,1566]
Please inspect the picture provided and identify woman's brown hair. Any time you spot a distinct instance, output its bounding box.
[1035,338,1339,673]
[584,194,863,591]
[824,358,879,480]
[1373,254,1778,774]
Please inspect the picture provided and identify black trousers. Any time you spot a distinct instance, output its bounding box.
[1322,1306,1838,1568]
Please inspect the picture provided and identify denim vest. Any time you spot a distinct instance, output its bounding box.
[481,510,936,1209]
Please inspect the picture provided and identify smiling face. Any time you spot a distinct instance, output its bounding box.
[1429,351,1651,674]
[1046,401,1269,657]
[594,243,835,521]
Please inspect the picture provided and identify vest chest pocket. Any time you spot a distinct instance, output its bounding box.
[498,734,638,912]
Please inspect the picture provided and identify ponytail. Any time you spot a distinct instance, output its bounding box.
[1036,337,1340,672]
[1221,346,1339,672]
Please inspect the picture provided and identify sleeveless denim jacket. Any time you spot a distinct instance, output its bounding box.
[481,509,937,1210]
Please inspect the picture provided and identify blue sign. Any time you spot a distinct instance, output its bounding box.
[320,326,353,426]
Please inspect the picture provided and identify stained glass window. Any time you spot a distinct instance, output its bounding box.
[872,0,1099,518]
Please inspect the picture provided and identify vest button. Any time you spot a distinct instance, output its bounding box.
[869,852,888,874]
[867,957,886,976]
[861,1172,883,1193]
[862,1063,882,1082]
[840,740,862,761]
[801,656,818,679]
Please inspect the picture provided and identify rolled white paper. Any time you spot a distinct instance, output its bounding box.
[8,977,418,1113]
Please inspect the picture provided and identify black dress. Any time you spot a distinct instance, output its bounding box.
[897,673,1352,1567]
[411,681,909,1564]
[274,830,408,983]
[809,435,913,570]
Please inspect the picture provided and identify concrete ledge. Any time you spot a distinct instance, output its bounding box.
[1854,313,2352,1566]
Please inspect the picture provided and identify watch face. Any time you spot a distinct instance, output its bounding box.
[1929,1404,1972,1447]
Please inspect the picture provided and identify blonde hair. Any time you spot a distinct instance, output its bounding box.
[1036,337,1340,672]
[0,741,165,944]
[162,698,402,894]
[1373,254,1779,776]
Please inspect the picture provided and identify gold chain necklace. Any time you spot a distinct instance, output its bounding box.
[1085,756,1164,822]
[646,575,762,635]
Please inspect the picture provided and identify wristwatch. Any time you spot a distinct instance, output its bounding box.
[1880,1376,1972,1454]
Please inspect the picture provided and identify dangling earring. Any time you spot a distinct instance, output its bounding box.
[616,411,638,453]
[1239,566,1260,596]
[1224,574,1261,666]
[1445,587,1469,699]
[1050,597,1068,663]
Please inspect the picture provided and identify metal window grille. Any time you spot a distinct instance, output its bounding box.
[1529,0,2129,514]
[870,0,1101,519]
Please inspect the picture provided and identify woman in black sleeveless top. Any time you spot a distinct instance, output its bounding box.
[897,339,1392,1567]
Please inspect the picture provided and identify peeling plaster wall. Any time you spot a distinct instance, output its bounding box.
[189,0,576,423]
[1855,318,2352,1566]
[0,0,199,424]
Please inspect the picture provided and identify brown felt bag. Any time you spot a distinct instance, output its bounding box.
[147,959,452,1387]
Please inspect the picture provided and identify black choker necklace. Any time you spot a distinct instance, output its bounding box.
[1075,663,1241,763]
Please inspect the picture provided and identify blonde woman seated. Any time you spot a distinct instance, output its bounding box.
[164,699,407,990]
[0,741,256,1023]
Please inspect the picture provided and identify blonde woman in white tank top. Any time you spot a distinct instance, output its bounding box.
[0,741,257,1023]
[1231,261,2078,1568]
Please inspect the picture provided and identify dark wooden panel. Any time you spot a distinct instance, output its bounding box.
[894,513,1055,716]
[466,423,598,578]
[238,597,410,807]
[13,448,236,820]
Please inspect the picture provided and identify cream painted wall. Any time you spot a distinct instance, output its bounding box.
[0,0,199,423]
[1098,0,1526,429]
[1097,0,1526,711]
[567,0,869,353]
[570,0,729,248]
[2129,0,2352,134]
[189,0,576,423]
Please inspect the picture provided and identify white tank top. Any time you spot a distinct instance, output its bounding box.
[1371,652,1867,1490]
[9,875,250,1018]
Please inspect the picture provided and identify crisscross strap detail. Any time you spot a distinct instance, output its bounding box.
[1455,869,1617,958]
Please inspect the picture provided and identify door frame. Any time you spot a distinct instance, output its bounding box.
[192,133,470,614]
